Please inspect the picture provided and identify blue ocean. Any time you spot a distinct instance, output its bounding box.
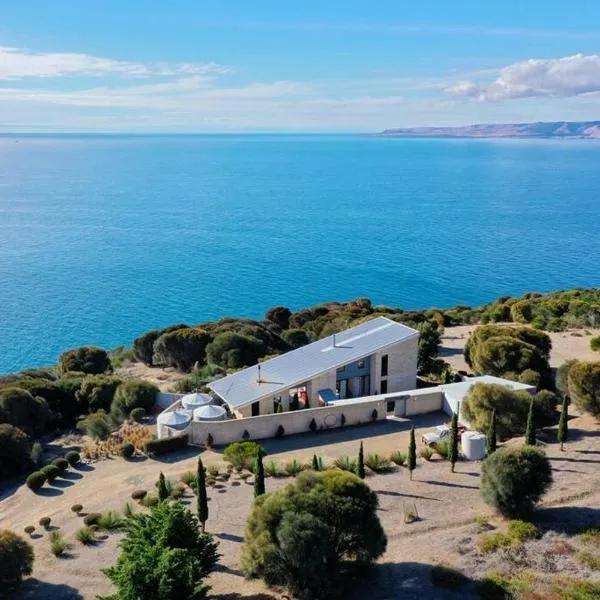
[1,134,599,373]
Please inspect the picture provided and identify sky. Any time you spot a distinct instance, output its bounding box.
[1,1,600,132]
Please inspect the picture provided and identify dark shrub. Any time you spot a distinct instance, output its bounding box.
[481,446,553,518]
[242,470,386,600]
[533,390,559,425]
[65,451,80,466]
[242,429,250,440]
[556,359,578,398]
[591,336,600,352]
[120,442,135,459]
[281,328,311,349]
[131,490,147,501]
[38,517,51,529]
[129,407,145,423]
[152,327,212,371]
[568,361,600,417]
[371,409,378,421]
[341,413,346,426]
[0,388,50,437]
[111,380,158,418]
[133,324,188,366]
[13,378,78,427]
[41,464,60,483]
[83,513,101,526]
[52,458,69,473]
[76,375,122,413]
[26,471,46,492]
[205,332,265,369]
[518,369,541,387]
[309,418,317,433]
[59,346,111,375]
[265,306,292,330]
[0,424,32,478]
[77,410,114,440]
[0,530,34,587]
[145,435,188,457]
[275,424,285,437]
[24,526,35,536]
[71,504,83,514]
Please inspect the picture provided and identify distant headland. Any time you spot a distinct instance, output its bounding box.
[377,121,600,139]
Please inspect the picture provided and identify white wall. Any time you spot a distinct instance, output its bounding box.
[370,336,418,394]
[156,392,184,410]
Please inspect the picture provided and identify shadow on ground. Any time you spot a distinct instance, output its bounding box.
[535,505,600,534]
[15,579,84,600]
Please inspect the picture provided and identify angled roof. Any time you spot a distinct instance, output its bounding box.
[208,316,418,409]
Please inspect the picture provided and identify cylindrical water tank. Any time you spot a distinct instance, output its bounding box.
[193,404,226,422]
[181,392,212,410]
[461,431,487,460]
[157,409,192,430]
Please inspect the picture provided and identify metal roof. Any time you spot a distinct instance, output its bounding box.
[207,316,418,409]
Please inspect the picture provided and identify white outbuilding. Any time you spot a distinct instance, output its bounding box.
[193,404,226,422]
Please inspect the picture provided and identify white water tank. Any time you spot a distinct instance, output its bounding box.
[181,392,212,410]
[461,431,487,460]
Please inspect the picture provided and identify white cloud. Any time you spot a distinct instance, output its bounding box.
[0,47,230,79]
[446,54,600,101]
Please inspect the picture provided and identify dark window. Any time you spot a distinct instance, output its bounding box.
[251,402,260,417]
[381,355,388,377]
[337,366,345,373]
[387,400,395,413]
[381,379,388,394]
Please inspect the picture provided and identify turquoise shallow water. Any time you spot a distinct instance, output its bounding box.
[1,134,599,373]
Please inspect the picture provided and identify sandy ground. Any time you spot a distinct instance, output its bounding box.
[440,324,600,372]
[1,410,599,600]
[115,361,186,392]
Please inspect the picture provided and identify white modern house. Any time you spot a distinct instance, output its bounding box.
[207,316,419,418]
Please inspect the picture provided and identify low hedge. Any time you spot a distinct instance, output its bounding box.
[26,471,47,491]
[41,464,60,483]
[83,513,101,526]
[145,434,188,456]
[65,451,80,466]
[52,458,69,473]
[120,442,135,459]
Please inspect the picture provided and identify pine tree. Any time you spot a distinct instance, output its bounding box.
[157,472,169,502]
[357,441,365,479]
[525,398,536,446]
[254,449,265,497]
[312,454,320,471]
[408,426,416,480]
[196,458,208,532]
[449,410,459,473]
[558,395,569,451]
[486,409,497,455]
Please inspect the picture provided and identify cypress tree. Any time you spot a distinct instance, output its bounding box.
[448,410,459,473]
[558,395,569,452]
[357,441,365,479]
[312,454,320,471]
[196,458,208,532]
[486,409,497,455]
[157,472,169,502]
[408,426,416,480]
[525,398,536,446]
[254,449,265,497]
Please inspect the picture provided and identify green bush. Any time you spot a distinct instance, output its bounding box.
[119,442,135,459]
[205,332,265,369]
[180,471,195,486]
[102,500,219,600]
[365,453,394,473]
[52,457,69,473]
[242,470,386,600]
[75,375,122,413]
[49,531,67,557]
[65,451,80,466]
[59,346,111,375]
[77,410,114,440]
[145,434,188,456]
[83,513,101,526]
[556,358,578,398]
[0,424,33,478]
[41,464,60,483]
[568,361,600,417]
[591,336,600,352]
[0,530,34,587]
[390,450,406,466]
[130,407,146,423]
[131,490,147,501]
[434,440,450,459]
[533,389,560,425]
[481,446,553,518]
[97,511,126,531]
[518,369,541,387]
[284,459,303,477]
[71,504,83,514]
[132,324,189,365]
[264,460,281,477]
[13,378,79,428]
[223,441,265,470]
[38,517,51,529]
[26,471,46,492]
[111,380,158,418]
[430,564,469,590]
[23,526,35,536]
[152,327,212,372]
[281,328,311,349]
[0,387,50,437]
[333,455,357,472]
[76,527,95,545]
[419,447,434,461]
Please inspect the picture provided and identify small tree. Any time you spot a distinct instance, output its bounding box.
[356,441,365,479]
[525,398,536,446]
[157,472,169,502]
[557,395,569,452]
[486,409,497,455]
[567,361,600,418]
[254,449,265,497]
[481,446,552,518]
[196,458,208,533]
[408,426,416,480]
[0,530,34,589]
[311,454,319,471]
[448,409,459,473]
